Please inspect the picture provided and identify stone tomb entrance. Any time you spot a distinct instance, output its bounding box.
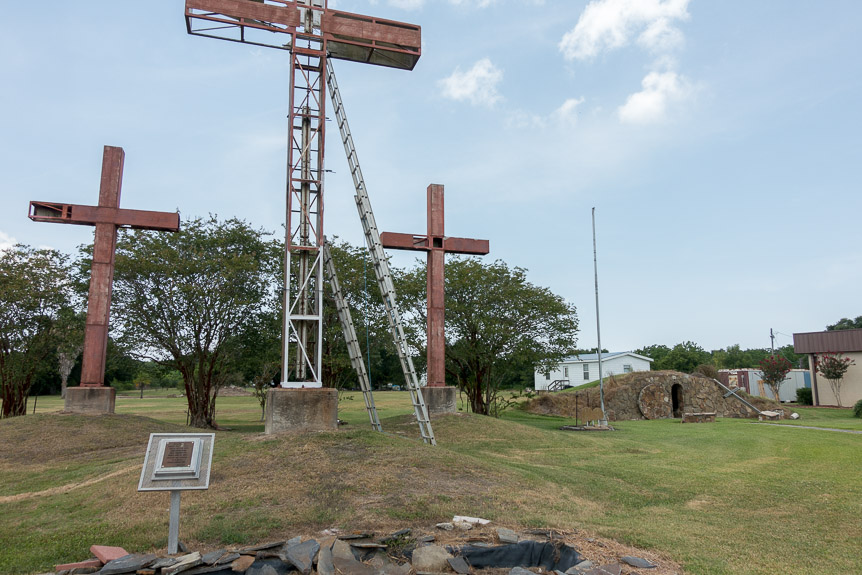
[671,383,684,418]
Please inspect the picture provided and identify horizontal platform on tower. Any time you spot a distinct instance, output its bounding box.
[185,0,421,70]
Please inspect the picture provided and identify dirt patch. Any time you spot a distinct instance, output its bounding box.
[0,465,139,503]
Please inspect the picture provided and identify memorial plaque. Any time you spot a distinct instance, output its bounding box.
[139,433,214,491]
[163,441,194,468]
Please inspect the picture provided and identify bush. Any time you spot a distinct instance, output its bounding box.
[796,387,813,405]
[853,399,862,419]
[694,364,719,379]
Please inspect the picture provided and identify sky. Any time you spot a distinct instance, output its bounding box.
[2,1,861,353]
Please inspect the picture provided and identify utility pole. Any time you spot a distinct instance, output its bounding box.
[592,208,606,423]
[770,328,775,355]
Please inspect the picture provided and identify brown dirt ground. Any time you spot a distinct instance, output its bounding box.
[0,413,684,574]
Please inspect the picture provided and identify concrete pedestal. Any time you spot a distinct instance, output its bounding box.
[64,386,116,414]
[265,388,338,435]
[421,386,457,415]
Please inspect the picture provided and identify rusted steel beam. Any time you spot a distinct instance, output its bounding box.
[28,146,180,388]
[185,0,421,69]
[381,184,489,388]
[379,232,428,251]
[29,203,180,231]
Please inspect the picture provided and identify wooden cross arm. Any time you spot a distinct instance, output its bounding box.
[380,232,489,255]
[29,202,180,232]
[185,0,421,70]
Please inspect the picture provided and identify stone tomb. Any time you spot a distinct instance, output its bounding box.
[526,371,779,422]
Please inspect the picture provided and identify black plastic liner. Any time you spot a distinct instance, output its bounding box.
[450,540,582,571]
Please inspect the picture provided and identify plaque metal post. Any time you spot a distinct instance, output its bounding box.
[138,433,215,554]
[168,490,182,554]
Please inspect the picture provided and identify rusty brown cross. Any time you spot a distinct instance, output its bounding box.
[29,146,180,387]
[381,184,489,388]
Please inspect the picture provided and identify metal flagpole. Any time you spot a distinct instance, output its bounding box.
[592,208,607,424]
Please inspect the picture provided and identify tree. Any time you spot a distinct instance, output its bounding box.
[398,257,579,416]
[653,341,712,373]
[0,246,72,417]
[826,316,862,331]
[635,344,671,367]
[758,354,792,402]
[816,352,856,407]
[54,309,85,398]
[109,216,280,428]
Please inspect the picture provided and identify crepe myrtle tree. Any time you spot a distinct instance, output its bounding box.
[397,257,579,416]
[816,351,856,407]
[107,216,280,428]
[758,354,792,403]
[0,245,73,417]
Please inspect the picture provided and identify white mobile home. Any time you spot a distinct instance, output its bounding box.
[534,352,653,391]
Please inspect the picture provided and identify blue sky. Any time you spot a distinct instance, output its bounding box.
[2,1,860,352]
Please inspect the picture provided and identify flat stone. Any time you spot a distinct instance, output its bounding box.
[151,557,179,569]
[98,553,157,575]
[183,565,236,575]
[316,542,335,575]
[68,568,99,575]
[582,564,621,575]
[509,568,535,575]
[202,550,227,565]
[566,559,594,573]
[447,556,472,574]
[164,552,202,575]
[55,559,102,571]
[216,553,241,566]
[90,546,128,564]
[286,536,302,546]
[282,539,320,574]
[331,540,377,575]
[436,522,455,531]
[237,542,286,554]
[230,556,255,573]
[453,522,474,531]
[245,565,279,575]
[496,528,519,544]
[620,556,656,569]
[337,533,374,540]
[351,542,388,549]
[411,545,452,572]
[417,535,436,543]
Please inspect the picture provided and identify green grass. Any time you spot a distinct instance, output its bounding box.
[3,392,862,575]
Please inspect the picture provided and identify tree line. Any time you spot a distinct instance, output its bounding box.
[635,341,809,375]
[1,216,579,426]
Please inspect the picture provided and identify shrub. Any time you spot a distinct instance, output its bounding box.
[796,387,813,405]
[854,399,862,419]
[694,364,719,380]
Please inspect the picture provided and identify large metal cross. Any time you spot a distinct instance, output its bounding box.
[185,0,421,387]
[29,146,180,387]
[381,184,489,387]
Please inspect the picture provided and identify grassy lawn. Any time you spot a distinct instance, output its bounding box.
[3,391,861,575]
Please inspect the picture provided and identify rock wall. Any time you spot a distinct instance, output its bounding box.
[525,371,777,421]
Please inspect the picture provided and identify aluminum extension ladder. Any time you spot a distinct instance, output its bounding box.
[326,59,436,445]
[322,241,382,432]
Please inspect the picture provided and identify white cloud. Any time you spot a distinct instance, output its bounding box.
[387,0,425,9]
[617,71,692,124]
[439,58,503,107]
[448,0,497,7]
[0,231,16,251]
[559,0,690,61]
[554,97,585,126]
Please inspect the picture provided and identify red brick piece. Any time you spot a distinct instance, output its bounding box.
[55,558,102,572]
[90,545,129,563]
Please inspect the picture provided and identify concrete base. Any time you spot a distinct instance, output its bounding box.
[265,388,338,435]
[64,386,116,414]
[421,386,457,415]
